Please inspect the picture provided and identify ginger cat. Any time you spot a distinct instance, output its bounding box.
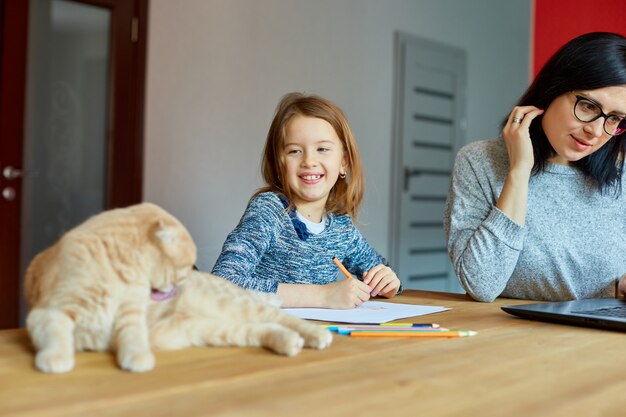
[24,203,332,373]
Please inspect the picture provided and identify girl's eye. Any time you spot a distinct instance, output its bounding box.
[318,147,330,152]
[286,149,301,155]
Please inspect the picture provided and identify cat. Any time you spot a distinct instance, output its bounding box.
[147,269,332,358]
[24,202,332,374]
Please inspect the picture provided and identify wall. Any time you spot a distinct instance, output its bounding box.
[144,0,531,270]
[534,0,626,75]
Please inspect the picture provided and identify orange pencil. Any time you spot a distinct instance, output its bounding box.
[332,256,353,280]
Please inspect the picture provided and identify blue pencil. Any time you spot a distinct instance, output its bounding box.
[325,324,442,332]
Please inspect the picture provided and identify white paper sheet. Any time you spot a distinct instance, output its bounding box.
[282,301,449,324]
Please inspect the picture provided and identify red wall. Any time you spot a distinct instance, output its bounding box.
[534,0,626,76]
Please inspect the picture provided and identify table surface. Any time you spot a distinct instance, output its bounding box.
[1,290,624,417]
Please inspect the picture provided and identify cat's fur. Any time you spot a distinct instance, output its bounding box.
[147,270,332,358]
[24,203,332,374]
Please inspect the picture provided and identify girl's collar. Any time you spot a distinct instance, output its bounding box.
[277,194,311,240]
[278,194,311,240]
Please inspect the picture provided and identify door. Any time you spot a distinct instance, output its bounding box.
[0,0,147,329]
[390,33,466,292]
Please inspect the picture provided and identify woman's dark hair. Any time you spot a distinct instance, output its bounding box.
[511,32,626,195]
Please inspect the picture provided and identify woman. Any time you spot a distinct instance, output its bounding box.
[444,32,626,302]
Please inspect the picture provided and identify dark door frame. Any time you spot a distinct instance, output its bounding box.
[0,0,148,329]
[0,0,28,330]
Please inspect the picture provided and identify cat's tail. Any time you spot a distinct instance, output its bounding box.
[27,308,76,373]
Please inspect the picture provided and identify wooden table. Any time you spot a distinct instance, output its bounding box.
[1,290,624,417]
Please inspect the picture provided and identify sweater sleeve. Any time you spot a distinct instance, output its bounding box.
[211,194,282,293]
[444,144,526,302]
[342,226,387,279]
[342,225,403,295]
[343,227,388,280]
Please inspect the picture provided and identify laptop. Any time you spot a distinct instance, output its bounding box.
[501,298,626,331]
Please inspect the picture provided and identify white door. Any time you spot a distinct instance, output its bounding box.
[390,33,466,292]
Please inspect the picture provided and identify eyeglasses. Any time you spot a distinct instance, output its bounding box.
[573,94,626,136]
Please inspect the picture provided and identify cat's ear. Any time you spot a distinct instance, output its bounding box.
[154,219,180,243]
[151,218,197,266]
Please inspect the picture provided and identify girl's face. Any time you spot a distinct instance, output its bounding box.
[282,115,346,216]
[542,85,626,165]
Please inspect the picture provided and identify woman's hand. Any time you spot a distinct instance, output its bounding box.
[363,264,401,298]
[496,106,545,226]
[501,106,544,174]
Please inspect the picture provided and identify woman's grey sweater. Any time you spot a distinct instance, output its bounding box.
[444,139,626,302]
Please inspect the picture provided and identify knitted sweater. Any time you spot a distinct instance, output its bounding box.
[444,139,626,302]
[212,192,388,293]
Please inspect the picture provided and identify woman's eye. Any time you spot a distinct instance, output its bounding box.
[607,115,623,125]
[581,101,598,112]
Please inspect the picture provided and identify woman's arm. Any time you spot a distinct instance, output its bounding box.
[444,107,543,302]
[496,106,544,225]
[444,143,526,302]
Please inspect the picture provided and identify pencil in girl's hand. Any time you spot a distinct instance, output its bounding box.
[332,256,353,280]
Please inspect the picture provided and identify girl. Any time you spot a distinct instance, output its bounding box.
[445,32,626,302]
[212,92,401,308]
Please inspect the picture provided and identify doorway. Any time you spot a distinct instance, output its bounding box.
[389,32,466,293]
[0,0,147,329]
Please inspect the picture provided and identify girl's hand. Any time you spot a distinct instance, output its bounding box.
[322,278,372,309]
[501,106,544,174]
[363,264,401,298]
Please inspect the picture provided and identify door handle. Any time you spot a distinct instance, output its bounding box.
[2,166,23,180]
[2,165,38,180]
[2,187,16,201]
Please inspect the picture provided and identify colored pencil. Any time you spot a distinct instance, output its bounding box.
[343,328,449,333]
[332,256,353,280]
[323,324,441,331]
[338,328,449,335]
[349,330,477,338]
[328,325,443,332]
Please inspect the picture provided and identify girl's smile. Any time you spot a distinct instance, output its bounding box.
[299,173,324,184]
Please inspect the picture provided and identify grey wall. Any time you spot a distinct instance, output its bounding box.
[144,0,531,270]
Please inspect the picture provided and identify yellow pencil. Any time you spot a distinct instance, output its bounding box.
[379,323,440,328]
[332,256,353,280]
[349,330,477,338]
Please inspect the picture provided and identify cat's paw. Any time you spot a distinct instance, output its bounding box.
[118,350,155,372]
[35,349,75,373]
[270,330,304,357]
[303,327,333,350]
